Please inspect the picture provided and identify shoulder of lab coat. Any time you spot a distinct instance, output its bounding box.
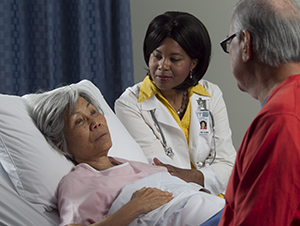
[115,81,191,167]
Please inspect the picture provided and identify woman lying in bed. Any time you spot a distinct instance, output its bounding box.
[30,86,224,226]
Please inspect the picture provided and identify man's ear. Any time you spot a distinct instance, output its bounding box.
[241,30,252,62]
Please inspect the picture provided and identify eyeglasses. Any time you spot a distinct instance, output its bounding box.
[220,33,236,54]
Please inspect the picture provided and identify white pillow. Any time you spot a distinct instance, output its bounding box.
[0,79,147,212]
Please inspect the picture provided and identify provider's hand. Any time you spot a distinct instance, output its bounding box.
[131,187,173,214]
[153,157,204,186]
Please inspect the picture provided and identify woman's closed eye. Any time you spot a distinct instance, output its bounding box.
[153,53,162,60]
[170,57,180,62]
[75,118,83,125]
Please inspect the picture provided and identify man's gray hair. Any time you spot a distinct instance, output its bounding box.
[231,0,300,67]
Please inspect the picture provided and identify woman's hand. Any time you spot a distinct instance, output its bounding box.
[71,187,173,226]
[153,158,205,186]
[131,187,173,214]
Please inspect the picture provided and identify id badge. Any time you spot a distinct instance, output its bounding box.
[196,110,210,134]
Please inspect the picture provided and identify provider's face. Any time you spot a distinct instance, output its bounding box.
[148,37,198,91]
[63,97,112,163]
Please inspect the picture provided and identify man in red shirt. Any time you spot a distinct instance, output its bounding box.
[218,0,300,225]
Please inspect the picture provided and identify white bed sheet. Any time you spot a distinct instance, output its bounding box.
[108,172,225,226]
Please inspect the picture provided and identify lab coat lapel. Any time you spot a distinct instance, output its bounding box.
[189,95,201,148]
[141,96,182,130]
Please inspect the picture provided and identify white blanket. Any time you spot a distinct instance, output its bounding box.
[108,172,224,226]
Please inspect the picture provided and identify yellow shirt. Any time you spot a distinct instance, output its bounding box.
[138,76,211,145]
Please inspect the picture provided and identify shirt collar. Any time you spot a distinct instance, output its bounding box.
[138,76,211,102]
[261,95,269,107]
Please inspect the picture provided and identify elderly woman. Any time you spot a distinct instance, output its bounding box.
[31,86,224,226]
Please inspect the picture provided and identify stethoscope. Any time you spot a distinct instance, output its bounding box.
[150,97,216,168]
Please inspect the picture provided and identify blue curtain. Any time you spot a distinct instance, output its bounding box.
[0,0,134,108]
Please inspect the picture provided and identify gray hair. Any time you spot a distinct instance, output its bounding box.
[231,0,300,67]
[30,86,103,156]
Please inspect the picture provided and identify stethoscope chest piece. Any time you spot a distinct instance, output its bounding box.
[164,146,174,157]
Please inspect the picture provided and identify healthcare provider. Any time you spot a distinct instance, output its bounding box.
[115,11,236,195]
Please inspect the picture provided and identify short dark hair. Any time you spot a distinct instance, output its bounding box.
[143,11,211,90]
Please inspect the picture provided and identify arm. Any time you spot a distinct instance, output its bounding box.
[222,114,300,225]
[67,187,173,226]
[153,157,205,188]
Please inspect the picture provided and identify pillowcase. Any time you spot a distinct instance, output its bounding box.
[0,79,147,212]
[0,94,73,212]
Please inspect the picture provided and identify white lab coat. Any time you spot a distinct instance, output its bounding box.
[114,79,236,195]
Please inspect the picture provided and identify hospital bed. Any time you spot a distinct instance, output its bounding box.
[0,79,223,225]
[0,80,149,225]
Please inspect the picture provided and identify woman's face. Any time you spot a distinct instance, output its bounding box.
[63,97,112,163]
[201,121,206,128]
[148,37,198,92]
